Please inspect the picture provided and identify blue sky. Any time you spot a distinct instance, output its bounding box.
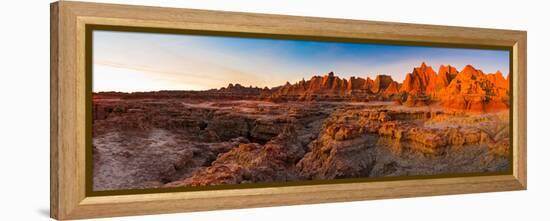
[93,30,509,92]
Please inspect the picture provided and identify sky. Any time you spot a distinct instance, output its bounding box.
[93,30,510,92]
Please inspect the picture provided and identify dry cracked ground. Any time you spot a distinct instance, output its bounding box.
[92,98,510,191]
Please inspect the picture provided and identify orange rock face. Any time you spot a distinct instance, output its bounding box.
[266,72,399,101]
[486,71,509,92]
[400,62,437,96]
[383,81,400,96]
[404,95,430,107]
[400,63,457,97]
[431,65,459,96]
[93,86,511,190]
[208,62,509,113]
[394,62,509,112]
[371,75,394,93]
[439,65,509,112]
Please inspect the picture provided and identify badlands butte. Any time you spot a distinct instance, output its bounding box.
[92,62,511,191]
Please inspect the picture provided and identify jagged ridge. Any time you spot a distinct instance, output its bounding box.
[225,62,508,112]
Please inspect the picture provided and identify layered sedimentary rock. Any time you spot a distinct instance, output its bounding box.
[403,95,431,107]
[486,71,509,91]
[94,62,509,113]
[371,75,395,94]
[93,92,510,190]
[92,62,512,190]
[296,107,509,180]
[165,126,306,187]
[399,63,460,97]
[93,83,267,101]
[392,63,508,112]
[400,62,438,96]
[437,65,459,86]
[382,81,400,96]
[265,72,399,101]
[439,65,509,112]
[261,63,508,112]
[297,111,387,179]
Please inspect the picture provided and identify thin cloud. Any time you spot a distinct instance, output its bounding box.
[93,30,509,92]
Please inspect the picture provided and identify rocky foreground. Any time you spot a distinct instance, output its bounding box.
[93,99,509,190]
[92,63,510,190]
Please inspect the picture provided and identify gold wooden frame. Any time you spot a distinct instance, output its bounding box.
[50,1,527,220]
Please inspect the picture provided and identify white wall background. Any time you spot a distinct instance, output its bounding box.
[0,0,547,220]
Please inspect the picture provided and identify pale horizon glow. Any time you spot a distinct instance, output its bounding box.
[93,30,510,92]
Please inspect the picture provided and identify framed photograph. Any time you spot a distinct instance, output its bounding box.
[50,1,527,220]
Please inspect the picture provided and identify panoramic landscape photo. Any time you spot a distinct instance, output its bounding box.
[91,30,511,191]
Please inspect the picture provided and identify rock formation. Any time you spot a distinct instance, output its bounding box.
[165,126,306,187]
[437,65,459,86]
[263,62,508,112]
[382,81,400,96]
[439,65,509,112]
[92,62,511,190]
[400,62,438,96]
[95,62,509,113]
[93,87,511,190]
[265,72,399,101]
[371,75,395,94]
